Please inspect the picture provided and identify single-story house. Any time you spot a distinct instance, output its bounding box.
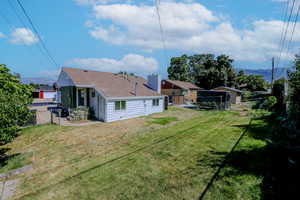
[213,86,242,104]
[32,85,57,99]
[161,80,202,104]
[57,67,164,122]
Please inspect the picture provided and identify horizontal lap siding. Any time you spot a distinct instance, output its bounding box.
[106,98,163,122]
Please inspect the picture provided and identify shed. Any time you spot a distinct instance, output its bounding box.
[161,80,202,104]
[197,90,231,110]
[213,86,242,104]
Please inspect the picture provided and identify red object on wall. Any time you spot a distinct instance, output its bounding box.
[40,91,44,99]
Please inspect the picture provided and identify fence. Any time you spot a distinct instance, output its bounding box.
[197,90,231,110]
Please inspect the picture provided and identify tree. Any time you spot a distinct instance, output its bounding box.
[236,70,268,91]
[167,54,236,89]
[0,64,33,143]
[288,55,300,127]
[167,54,191,81]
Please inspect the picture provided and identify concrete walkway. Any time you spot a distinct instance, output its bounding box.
[0,165,33,200]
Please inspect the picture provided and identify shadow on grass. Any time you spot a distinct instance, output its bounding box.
[0,148,32,174]
[198,115,300,200]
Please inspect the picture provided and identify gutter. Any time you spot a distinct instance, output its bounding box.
[106,95,165,101]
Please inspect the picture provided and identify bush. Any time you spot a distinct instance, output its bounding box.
[259,96,277,110]
[0,65,33,144]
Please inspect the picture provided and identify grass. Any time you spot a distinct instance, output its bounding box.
[0,104,271,199]
[150,117,178,125]
[0,152,33,174]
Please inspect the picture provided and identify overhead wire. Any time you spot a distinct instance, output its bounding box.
[154,0,168,75]
[283,0,300,77]
[16,0,59,69]
[6,0,49,68]
[277,0,296,72]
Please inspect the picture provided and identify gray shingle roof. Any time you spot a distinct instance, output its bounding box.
[62,67,161,98]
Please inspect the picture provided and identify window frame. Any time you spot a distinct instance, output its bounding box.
[115,100,126,111]
[152,99,159,106]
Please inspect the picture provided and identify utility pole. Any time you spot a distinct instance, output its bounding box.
[271,57,275,90]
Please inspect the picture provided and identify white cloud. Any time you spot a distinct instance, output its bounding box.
[0,32,5,38]
[83,2,300,62]
[10,28,39,45]
[66,54,159,74]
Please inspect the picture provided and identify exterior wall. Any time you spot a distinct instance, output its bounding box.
[161,81,181,89]
[105,98,164,122]
[213,88,241,104]
[44,91,56,99]
[161,89,183,96]
[61,86,77,108]
[236,95,241,104]
[57,71,74,87]
[185,90,198,103]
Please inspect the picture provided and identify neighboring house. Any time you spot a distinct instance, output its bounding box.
[57,67,164,122]
[213,86,242,104]
[32,85,57,99]
[161,80,202,104]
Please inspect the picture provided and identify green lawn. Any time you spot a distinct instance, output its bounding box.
[0,105,271,199]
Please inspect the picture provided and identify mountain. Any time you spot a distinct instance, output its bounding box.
[21,77,56,85]
[236,68,291,82]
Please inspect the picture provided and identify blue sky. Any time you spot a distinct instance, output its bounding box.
[0,0,297,79]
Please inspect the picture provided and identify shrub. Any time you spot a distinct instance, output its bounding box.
[0,65,33,144]
[260,96,277,110]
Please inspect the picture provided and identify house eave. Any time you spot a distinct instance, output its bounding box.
[106,95,165,101]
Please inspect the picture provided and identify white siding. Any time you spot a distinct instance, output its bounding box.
[105,98,164,122]
[44,91,56,99]
[89,90,106,121]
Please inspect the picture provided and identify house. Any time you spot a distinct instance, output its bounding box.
[213,86,242,104]
[161,80,202,104]
[32,85,57,99]
[57,67,164,122]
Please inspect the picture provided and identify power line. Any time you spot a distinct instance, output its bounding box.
[16,0,59,68]
[276,0,290,68]
[6,0,50,67]
[277,0,296,70]
[285,2,300,60]
[154,0,168,75]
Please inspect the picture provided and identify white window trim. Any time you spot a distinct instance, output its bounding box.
[152,99,159,107]
[114,100,126,111]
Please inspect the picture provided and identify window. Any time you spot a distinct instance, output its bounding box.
[152,99,159,106]
[115,101,126,110]
[78,89,85,106]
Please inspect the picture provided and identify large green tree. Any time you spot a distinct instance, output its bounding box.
[167,54,236,89]
[288,55,300,127]
[167,54,191,81]
[236,70,268,91]
[0,64,33,143]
